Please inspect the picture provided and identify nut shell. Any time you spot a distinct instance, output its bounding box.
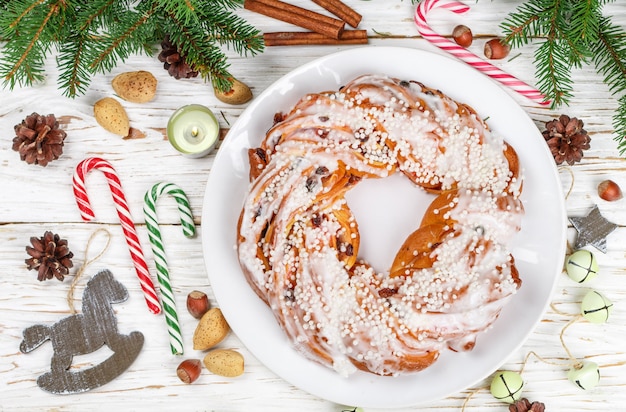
[94,97,130,136]
[598,179,622,201]
[203,349,244,377]
[484,38,510,60]
[214,78,253,105]
[176,359,202,384]
[452,25,473,47]
[187,290,210,319]
[112,71,158,103]
[192,307,230,350]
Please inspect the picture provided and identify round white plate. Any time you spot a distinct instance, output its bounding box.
[201,47,567,408]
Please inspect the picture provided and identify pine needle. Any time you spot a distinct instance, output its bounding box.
[0,0,263,97]
[501,0,626,155]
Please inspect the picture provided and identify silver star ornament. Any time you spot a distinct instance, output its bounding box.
[569,205,618,253]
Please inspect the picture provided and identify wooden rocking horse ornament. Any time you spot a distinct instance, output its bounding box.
[20,269,144,394]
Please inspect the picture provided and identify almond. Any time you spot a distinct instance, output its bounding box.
[192,308,230,350]
[214,78,253,105]
[93,97,130,136]
[203,349,244,377]
[112,71,157,103]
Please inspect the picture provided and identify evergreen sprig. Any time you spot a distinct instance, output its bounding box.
[500,0,626,154]
[0,0,264,98]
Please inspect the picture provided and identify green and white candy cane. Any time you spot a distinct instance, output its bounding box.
[144,182,196,355]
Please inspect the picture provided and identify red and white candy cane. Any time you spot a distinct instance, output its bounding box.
[73,157,161,315]
[414,0,550,106]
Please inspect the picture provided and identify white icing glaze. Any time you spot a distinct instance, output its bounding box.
[237,74,524,376]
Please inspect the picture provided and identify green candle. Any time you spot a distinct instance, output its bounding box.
[167,104,220,158]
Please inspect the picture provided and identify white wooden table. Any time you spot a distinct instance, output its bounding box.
[2,1,625,410]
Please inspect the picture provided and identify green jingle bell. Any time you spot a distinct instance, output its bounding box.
[490,370,524,404]
[565,249,598,283]
[568,361,600,390]
[581,290,613,324]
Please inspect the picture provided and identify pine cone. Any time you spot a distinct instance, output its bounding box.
[12,113,67,166]
[158,36,199,79]
[25,231,74,281]
[542,114,590,165]
[509,398,546,412]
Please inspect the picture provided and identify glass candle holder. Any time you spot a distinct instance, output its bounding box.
[166,104,220,158]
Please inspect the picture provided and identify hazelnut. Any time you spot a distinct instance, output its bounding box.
[452,25,473,47]
[598,179,622,201]
[484,38,510,60]
[176,359,202,384]
[186,290,210,319]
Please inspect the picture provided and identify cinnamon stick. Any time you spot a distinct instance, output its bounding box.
[244,0,345,40]
[263,30,368,46]
[311,0,362,28]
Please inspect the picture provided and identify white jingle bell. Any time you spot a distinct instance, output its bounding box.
[565,249,598,283]
[490,371,524,404]
[581,290,613,324]
[568,361,600,390]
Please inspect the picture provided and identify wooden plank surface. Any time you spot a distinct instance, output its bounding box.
[2,1,626,410]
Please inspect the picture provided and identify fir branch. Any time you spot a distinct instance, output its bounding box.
[77,0,121,32]
[155,0,199,26]
[0,0,263,97]
[534,38,574,107]
[614,95,626,154]
[57,34,91,98]
[6,0,46,31]
[162,10,232,90]
[88,2,158,73]
[500,0,543,48]
[197,5,264,57]
[500,0,626,154]
[592,16,626,96]
[1,2,61,89]
[568,0,602,45]
[201,0,243,10]
[592,16,626,154]
[507,0,575,107]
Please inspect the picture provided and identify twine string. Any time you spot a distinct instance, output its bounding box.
[463,158,621,409]
[67,228,112,314]
[461,310,583,411]
[559,165,575,201]
[560,316,585,367]
[548,303,585,366]
[558,165,576,253]
[519,351,569,375]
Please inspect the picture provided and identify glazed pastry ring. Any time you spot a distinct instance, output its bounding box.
[237,74,524,377]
